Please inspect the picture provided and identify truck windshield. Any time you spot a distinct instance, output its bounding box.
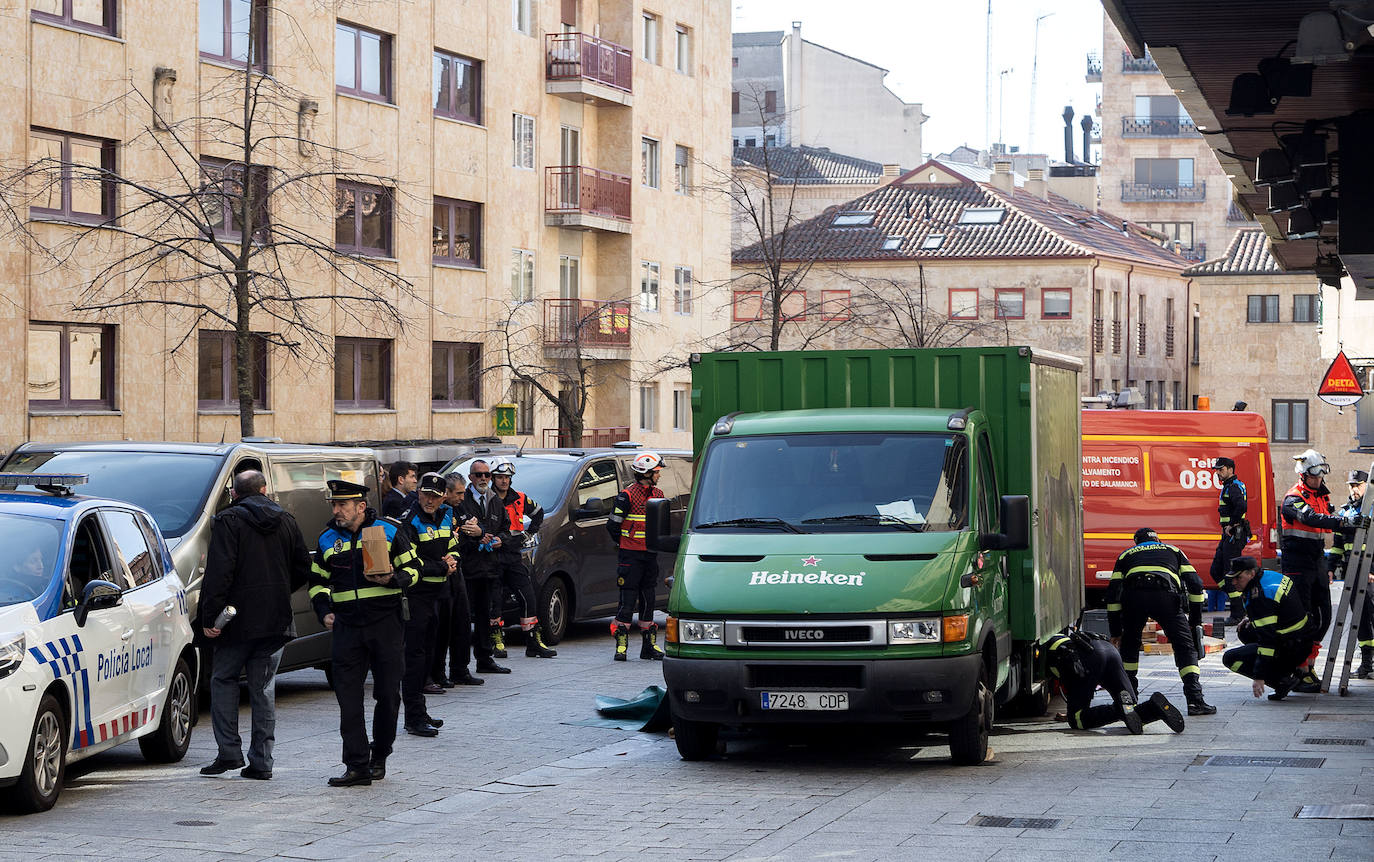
[0,451,223,539]
[691,432,968,533]
[0,515,62,606]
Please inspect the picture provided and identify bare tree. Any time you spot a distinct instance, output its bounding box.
[841,265,1012,349]
[0,3,416,437]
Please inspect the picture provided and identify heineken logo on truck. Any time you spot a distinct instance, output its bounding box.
[749,569,865,586]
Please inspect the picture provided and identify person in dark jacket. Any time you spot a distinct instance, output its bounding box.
[490,459,556,659]
[198,470,312,780]
[381,461,418,519]
[1222,556,1312,700]
[1209,457,1249,622]
[454,460,512,675]
[1043,628,1185,734]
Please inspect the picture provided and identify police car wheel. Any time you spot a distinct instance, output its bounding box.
[538,577,570,646]
[139,658,193,763]
[949,662,993,765]
[7,694,66,813]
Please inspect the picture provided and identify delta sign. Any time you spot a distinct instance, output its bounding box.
[1318,351,1365,408]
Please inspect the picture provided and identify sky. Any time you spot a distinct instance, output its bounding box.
[731,0,1107,160]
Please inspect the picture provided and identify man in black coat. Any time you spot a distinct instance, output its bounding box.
[454,460,512,675]
[198,470,312,780]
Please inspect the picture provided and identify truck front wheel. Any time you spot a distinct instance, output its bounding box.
[672,713,720,761]
[949,662,993,765]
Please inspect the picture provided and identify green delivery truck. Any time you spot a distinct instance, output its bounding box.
[644,346,1085,763]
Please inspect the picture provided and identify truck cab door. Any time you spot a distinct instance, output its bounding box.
[976,433,1012,667]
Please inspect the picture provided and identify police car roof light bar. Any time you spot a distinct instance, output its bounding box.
[0,472,91,496]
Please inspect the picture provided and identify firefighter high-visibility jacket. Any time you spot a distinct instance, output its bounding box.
[1281,480,1342,569]
[607,482,664,552]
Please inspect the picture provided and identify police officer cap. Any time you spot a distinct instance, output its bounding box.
[1351,469,1370,485]
[1133,527,1158,544]
[1229,555,1260,574]
[417,472,447,496]
[1213,457,1235,469]
[326,479,370,501]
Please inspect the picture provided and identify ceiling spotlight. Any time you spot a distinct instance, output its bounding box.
[1268,181,1302,212]
[1255,148,1293,186]
[1227,73,1275,116]
[1296,163,1332,194]
[1287,207,1319,239]
[1225,58,1312,116]
[1314,253,1346,288]
[1281,132,1328,167]
[1309,191,1339,223]
[1294,4,1374,65]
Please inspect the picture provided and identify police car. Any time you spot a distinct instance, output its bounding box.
[0,473,196,813]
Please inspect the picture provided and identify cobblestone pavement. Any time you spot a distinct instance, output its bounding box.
[2,615,1372,862]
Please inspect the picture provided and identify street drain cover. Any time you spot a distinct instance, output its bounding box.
[1302,738,1367,746]
[1203,755,1325,768]
[1297,804,1374,820]
[1304,713,1366,721]
[974,816,1060,829]
[174,820,216,827]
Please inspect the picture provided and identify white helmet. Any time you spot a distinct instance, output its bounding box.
[491,459,516,477]
[631,451,664,475]
[1293,449,1330,477]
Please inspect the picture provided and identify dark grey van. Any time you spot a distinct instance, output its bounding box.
[442,448,692,643]
[1,442,379,679]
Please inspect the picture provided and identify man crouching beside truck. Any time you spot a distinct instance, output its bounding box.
[1222,556,1311,700]
[1043,628,1185,735]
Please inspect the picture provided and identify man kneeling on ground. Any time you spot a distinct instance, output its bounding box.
[1043,628,1185,735]
[1222,556,1312,700]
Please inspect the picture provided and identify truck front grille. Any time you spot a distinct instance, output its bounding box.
[745,664,864,689]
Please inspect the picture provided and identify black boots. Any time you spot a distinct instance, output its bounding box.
[1119,691,1144,735]
[1356,646,1373,679]
[613,623,629,661]
[1183,674,1216,715]
[491,627,508,658]
[526,628,557,658]
[1134,692,1186,733]
[640,624,665,660]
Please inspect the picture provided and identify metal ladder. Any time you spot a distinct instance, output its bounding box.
[1320,461,1374,696]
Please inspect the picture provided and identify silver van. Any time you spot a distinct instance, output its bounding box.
[1,441,379,682]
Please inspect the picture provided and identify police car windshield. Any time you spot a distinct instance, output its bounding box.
[691,432,969,533]
[0,514,61,606]
[0,451,222,538]
[448,457,576,509]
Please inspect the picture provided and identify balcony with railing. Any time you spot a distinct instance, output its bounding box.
[1121,181,1206,202]
[545,32,633,106]
[1085,52,1102,82]
[1121,50,1159,73]
[1112,320,1122,354]
[1166,323,1176,357]
[542,426,630,448]
[1092,318,1104,354]
[545,165,632,233]
[1121,116,1199,137]
[543,298,631,359]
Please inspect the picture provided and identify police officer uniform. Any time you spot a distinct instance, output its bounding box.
[608,452,666,661]
[455,476,512,674]
[309,480,420,787]
[398,473,459,737]
[1329,470,1372,677]
[1209,457,1249,621]
[1222,556,1311,699]
[491,463,557,659]
[1106,527,1216,715]
[1043,629,1185,734]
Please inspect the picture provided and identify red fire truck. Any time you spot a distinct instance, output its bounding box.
[1082,410,1278,597]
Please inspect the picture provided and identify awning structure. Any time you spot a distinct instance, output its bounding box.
[1100,1,1374,296]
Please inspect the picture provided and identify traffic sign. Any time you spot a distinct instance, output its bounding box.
[1318,351,1364,407]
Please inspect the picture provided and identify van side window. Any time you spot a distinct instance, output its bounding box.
[576,460,619,507]
[67,515,117,606]
[102,510,159,588]
[976,434,999,532]
[135,513,167,577]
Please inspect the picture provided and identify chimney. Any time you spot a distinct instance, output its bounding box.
[991,159,1014,194]
[1080,114,1095,165]
[881,163,900,185]
[1026,167,1047,199]
[1063,105,1076,164]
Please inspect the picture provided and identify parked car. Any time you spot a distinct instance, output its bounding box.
[441,447,693,643]
[0,472,197,813]
[0,442,380,685]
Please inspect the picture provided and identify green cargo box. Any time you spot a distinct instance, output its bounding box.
[689,346,1085,642]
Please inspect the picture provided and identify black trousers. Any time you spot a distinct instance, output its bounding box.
[1119,586,1202,694]
[401,589,440,725]
[331,614,404,770]
[493,556,538,624]
[1063,640,1136,730]
[466,576,497,662]
[1223,641,1309,686]
[1287,556,1332,642]
[615,549,659,626]
[431,577,474,680]
[1210,532,1248,618]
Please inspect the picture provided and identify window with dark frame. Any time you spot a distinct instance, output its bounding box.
[1272,399,1309,443]
[200,157,270,239]
[335,21,391,102]
[433,49,481,124]
[1042,288,1072,319]
[32,0,115,35]
[197,330,267,410]
[334,337,391,409]
[29,129,116,223]
[199,0,268,70]
[994,288,1025,319]
[1293,293,1319,324]
[431,341,481,409]
[1247,294,1280,323]
[26,322,115,411]
[764,90,777,113]
[432,197,481,267]
[335,180,392,256]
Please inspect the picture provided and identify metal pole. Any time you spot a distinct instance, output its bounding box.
[998,67,1013,152]
[1028,12,1054,153]
[985,0,994,152]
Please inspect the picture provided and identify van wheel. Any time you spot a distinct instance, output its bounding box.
[949,662,993,765]
[672,714,720,761]
[5,695,66,813]
[140,658,193,763]
[539,577,570,646]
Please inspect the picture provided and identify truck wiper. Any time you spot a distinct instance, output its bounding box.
[695,517,801,533]
[801,514,925,532]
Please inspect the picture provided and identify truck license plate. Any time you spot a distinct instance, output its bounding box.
[760,691,849,711]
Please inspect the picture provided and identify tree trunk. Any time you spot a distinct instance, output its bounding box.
[234,273,255,439]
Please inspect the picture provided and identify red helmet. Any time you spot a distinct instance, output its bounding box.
[631,452,664,475]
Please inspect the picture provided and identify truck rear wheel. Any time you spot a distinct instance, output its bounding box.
[672,714,719,761]
[949,663,993,765]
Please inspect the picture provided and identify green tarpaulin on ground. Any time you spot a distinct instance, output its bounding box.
[562,685,671,732]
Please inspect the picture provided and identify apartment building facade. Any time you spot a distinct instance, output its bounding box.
[5,0,728,452]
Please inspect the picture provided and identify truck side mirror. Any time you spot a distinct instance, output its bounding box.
[978,495,1030,552]
[74,579,123,627]
[645,498,680,553]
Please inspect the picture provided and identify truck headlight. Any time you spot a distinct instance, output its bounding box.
[888,618,942,644]
[0,633,26,680]
[679,620,724,644]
